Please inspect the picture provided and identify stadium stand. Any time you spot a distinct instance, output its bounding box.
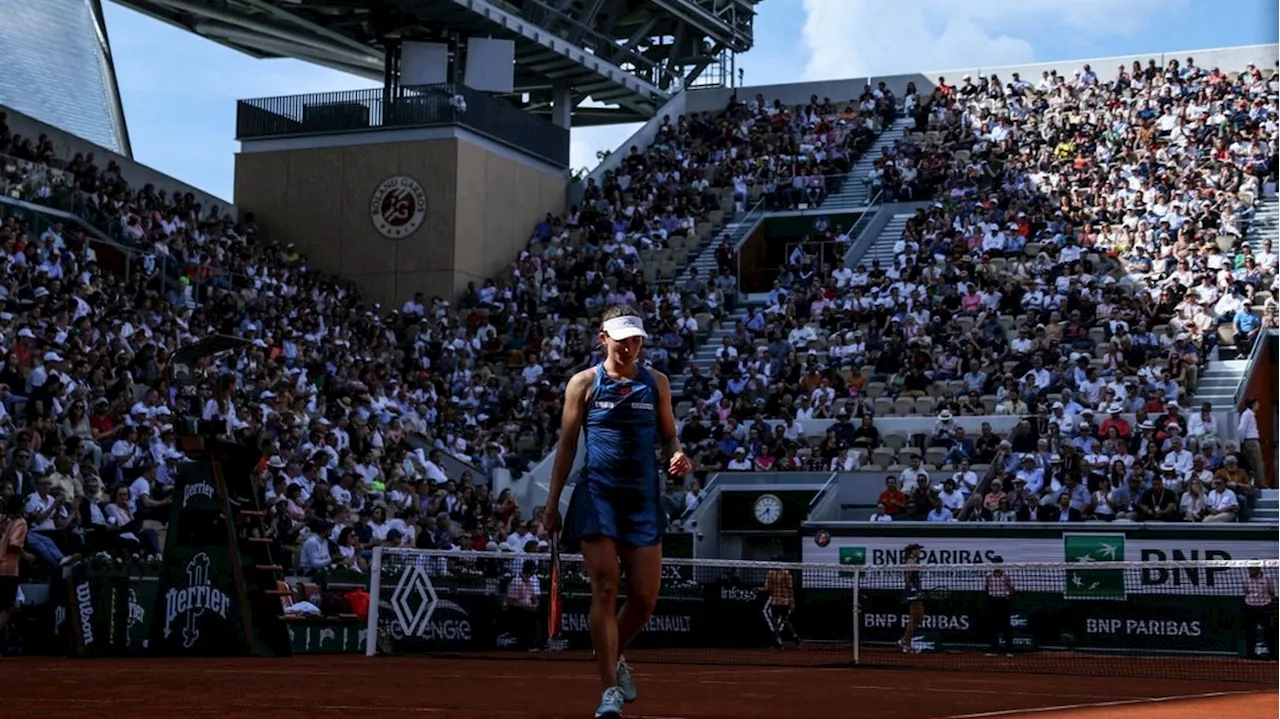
[0,53,1274,612]
[664,58,1279,525]
[0,83,902,592]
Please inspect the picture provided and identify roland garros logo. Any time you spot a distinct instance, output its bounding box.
[370,175,427,239]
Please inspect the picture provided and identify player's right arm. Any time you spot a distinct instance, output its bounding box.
[544,369,593,532]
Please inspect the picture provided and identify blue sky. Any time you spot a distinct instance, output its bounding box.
[102,0,1278,202]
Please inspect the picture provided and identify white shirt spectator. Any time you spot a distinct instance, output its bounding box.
[299,533,332,571]
[938,487,966,513]
[1238,407,1260,440]
[1206,487,1239,515]
[24,493,60,531]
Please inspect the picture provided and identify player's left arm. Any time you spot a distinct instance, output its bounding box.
[653,370,693,476]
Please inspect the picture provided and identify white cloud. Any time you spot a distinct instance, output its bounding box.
[799,0,1178,81]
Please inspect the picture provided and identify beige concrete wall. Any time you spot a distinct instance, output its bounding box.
[453,141,565,297]
[235,135,564,307]
[235,139,458,308]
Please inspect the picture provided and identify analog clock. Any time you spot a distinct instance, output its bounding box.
[753,493,784,525]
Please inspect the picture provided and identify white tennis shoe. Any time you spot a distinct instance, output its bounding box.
[595,686,626,718]
[616,658,638,703]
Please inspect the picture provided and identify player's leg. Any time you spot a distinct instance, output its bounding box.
[1001,601,1014,655]
[567,480,630,716]
[0,577,16,650]
[615,542,661,702]
[766,604,783,647]
[582,535,623,687]
[782,606,801,646]
[986,599,1001,654]
[909,602,924,651]
[900,600,922,651]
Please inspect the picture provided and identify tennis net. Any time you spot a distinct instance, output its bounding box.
[366,547,1278,684]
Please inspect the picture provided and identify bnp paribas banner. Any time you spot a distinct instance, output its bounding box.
[804,533,1278,598]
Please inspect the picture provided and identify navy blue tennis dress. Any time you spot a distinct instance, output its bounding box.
[563,363,664,550]
[903,560,924,604]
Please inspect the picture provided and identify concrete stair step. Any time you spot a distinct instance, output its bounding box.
[1197,377,1245,387]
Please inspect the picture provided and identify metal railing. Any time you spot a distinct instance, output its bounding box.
[0,152,77,196]
[236,84,570,167]
[1235,328,1277,406]
[808,471,840,508]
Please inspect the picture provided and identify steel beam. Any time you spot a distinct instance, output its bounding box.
[236,0,379,57]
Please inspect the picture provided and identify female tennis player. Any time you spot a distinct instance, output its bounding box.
[544,305,693,719]
[897,543,925,653]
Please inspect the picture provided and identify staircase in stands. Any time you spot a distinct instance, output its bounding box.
[666,118,909,395]
[858,211,914,269]
[1188,359,1249,409]
[675,116,912,286]
[1254,490,1279,524]
[819,117,914,211]
[670,299,763,390]
[1189,193,1275,522]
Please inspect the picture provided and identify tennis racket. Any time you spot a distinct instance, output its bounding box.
[548,533,563,640]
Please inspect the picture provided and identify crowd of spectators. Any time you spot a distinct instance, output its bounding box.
[671,58,1279,517]
[0,85,898,577]
[0,54,1273,592]
[867,396,1266,523]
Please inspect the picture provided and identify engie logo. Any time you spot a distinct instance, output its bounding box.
[163,553,232,648]
[182,481,214,509]
[388,565,472,642]
[74,581,95,647]
[370,175,428,239]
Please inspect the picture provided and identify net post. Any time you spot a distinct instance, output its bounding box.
[851,567,861,665]
[365,545,384,657]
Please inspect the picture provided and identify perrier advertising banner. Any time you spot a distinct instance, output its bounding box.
[149,459,249,655]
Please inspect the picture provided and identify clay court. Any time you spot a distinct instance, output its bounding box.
[5,655,1275,719]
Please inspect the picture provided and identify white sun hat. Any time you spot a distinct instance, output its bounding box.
[603,315,648,340]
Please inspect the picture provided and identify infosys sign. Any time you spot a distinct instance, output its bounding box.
[805,534,1277,596]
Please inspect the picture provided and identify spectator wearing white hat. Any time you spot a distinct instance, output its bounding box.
[931,409,958,447]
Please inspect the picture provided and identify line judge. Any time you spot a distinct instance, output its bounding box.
[983,558,1015,656]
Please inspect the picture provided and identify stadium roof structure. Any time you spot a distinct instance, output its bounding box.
[112,0,762,126]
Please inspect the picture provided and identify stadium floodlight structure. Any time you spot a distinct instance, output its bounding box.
[110,0,763,126]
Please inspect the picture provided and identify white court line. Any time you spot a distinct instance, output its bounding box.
[13,664,1137,701]
[936,689,1267,719]
[15,663,1159,702]
[5,697,693,719]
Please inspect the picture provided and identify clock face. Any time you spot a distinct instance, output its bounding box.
[753,493,783,525]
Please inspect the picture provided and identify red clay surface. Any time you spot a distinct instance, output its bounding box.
[3,655,1275,719]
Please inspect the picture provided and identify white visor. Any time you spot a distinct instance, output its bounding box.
[603,315,648,340]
